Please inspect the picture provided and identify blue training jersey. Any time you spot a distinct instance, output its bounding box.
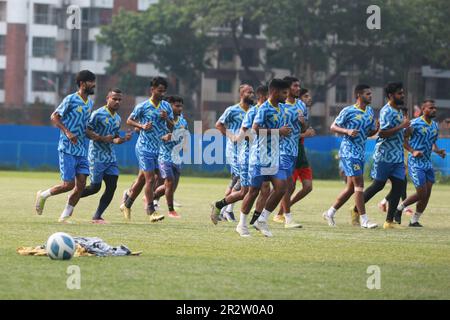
[87,106,121,163]
[408,116,439,169]
[238,104,259,165]
[298,99,309,121]
[281,99,304,157]
[218,103,249,166]
[130,99,174,155]
[55,92,94,157]
[159,115,189,164]
[373,103,405,163]
[249,100,285,169]
[334,104,376,160]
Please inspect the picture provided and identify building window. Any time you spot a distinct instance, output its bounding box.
[0,1,6,21]
[0,35,5,55]
[0,69,4,90]
[242,18,260,36]
[219,48,233,63]
[32,37,56,58]
[32,72,57,92]
[82,8,112,27]
[217,79,233,93]
[81,41,95,60]
[34,4,55,25]
[335,77,347,103]
[436,78,450,100]
[241,48,259,67]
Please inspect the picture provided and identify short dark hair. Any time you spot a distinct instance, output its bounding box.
[269,79,290,91]
[354,84,371,98]
[76,70,96,87]
[167,95,184,104]
[299,88,309,98]
[422,99,435,105]
[283,76,300,86]
[385,82,403,98]
[256,85,269,96]
[109,88,122,94]
[151,77,168,89]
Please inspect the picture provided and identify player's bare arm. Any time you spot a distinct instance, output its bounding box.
[330,122,358,137]
[51,112,77,145]
[127,117,152,131]
[433,143,446,158]
[252,123,291,137]
[379,116,410,138]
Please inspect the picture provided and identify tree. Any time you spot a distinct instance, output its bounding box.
[97,0,212,119]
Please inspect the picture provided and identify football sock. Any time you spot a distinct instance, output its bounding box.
[60,203,74,219]
[238,212,247,227]
[327,207,337,217]
[284,213,293,224]
[258,208,271,222]
[41,189,52,199]
[411,212,423,224]
[215,199,228,210]
[250,211,261,225]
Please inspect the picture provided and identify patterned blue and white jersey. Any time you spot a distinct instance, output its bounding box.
[298,99,309,121]
[218,104,248,166]
[373,104,405,163]
[281,99,304,157]
[408,117,439,169]
[130,99,174,155]
[159,115,189,164]
[249,100,285,168]
[238,105,258,165]
[335,105,376,160]
[87,106,121,163]
[55,93,94,157]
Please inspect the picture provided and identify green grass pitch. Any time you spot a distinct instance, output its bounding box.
[0,171,449,299]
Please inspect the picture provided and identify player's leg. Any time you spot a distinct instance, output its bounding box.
[58,155,89,223]
[210,174,239,223]
[355,162,390,219]
[122,149,151,220]
[160,162,179,218]
[36,152,78,215]
[290,178,313,207]
[148,170,163,209]
[409,169,434,227]
[383,176,405,228]
[351,175,377,229]
[235,177,262,236]
[122,170,145,210]
[323,176,354,226]
[91,174,118,223]
[59,173,87,223]
[323,158,357,226]
[223,173,240,219]
[91,162,120,222]
[217,163,250,222]
[250,181,270,225]
[81,162,104,198]
[143,165,164,222]
[280,175,302,229]
[253,176,287,237]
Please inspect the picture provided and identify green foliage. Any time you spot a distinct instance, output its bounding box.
[98,1,212,96]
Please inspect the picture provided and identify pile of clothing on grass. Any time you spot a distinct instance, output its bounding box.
[17,237,142,257]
